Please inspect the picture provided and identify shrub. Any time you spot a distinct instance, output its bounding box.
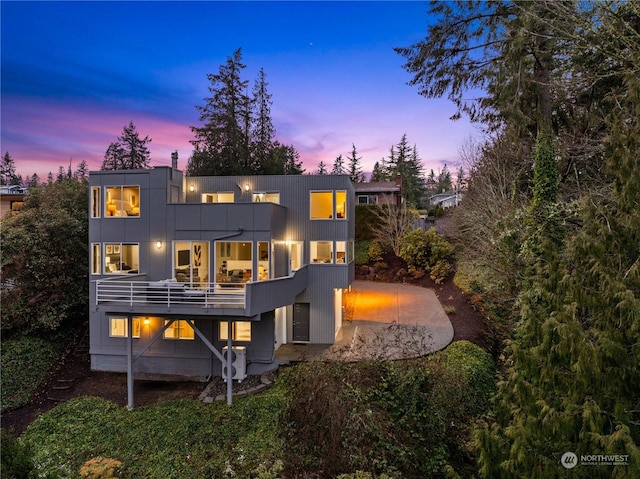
[1,429,34,479]
[79,457,123,478]
[355,240,372,265]
[398,228,453,282]
[367,240,385,262]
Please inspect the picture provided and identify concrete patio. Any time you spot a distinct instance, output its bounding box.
[272,280,454,363]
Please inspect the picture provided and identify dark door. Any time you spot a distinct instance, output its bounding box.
[293,303,310,342]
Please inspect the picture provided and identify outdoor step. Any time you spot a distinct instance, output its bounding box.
[56,378,75,383]
[52,385,72,390]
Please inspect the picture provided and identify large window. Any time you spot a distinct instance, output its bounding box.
[202,192,234,203]
[219,321,252,341]
[215,241,252,283]
[174,241,209,284]
[163,320,195,340]
[105,243,139,274]
[310,191,333,219]
[105,186,140,217]
[110,317,141,338]
[310,190,347,220]
[311,241,333,264]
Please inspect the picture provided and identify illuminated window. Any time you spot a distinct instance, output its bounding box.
[109,317,141,338]
[201,192,234,203]
[163,320,195,340]
[336,191,347,219]
[91,243,101,275]
[311,241,333,264]
[252,192,280,204]
[91,187,101,218]
[289,241,303,273]
[336,241,347,264]
[105,186,140,217]
[349,241,355,264]
[219,321,252,341]
[310,191,333,219]
[104,243,139,274]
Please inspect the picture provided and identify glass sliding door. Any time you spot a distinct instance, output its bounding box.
[174,241,209,286]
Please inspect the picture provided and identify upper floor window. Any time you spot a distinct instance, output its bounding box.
[310,190,347,220]
[91,187,101,218]
[311,241,333,264]
[105,186,140,217]
[202,192,234,203]
[252,192,280,204]
[105,243,139,274]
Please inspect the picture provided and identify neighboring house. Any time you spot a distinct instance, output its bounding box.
[353,176,402,208]
[428,190,462,209]
[89,167,355,383]
[0,185,28,217]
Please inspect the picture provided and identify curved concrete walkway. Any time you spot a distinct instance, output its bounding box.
[272,280,453,364]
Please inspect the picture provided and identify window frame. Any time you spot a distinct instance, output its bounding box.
[104,185,140,218]
[309,190,334,220]
[104,243,139,274]
[91,186,101,218]
[219,321,252,342]
[109,317,141,338]
[163,320,195,340]
[310,240,334,264]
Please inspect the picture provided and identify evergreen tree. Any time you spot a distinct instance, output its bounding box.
[455,165,465,192]
[75,160,89,181]
[316,161,328,175]
[28,173,40,187]
[385,135,425,207]
[56,166,66,183]
[1,152,20,185]
[101,122,151,170]
[251,68,274,174]
[331,154,346,175]
[437,163,452,193]
[347,144,364,182]
[46,172,53,185]
[370,160,385,182]
[188,48,250,176]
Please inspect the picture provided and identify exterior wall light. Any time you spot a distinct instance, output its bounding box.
[143,318,151,326]
[189,184,195,192]
[244,183,250,192]
[156,241,162,249]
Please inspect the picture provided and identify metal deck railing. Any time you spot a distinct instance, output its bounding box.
[95,280,246,309]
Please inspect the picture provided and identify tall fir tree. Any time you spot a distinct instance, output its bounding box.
[188,48,250,176]
[370,160,386,182]
[347,144,364,182]
[101,122,151,170]
[1,152,20,185]
[316,161,328,175]
[385,134,425,207]
[251,67,273,174]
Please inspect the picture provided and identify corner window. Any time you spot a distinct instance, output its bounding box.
[289,241,304,273]
[219,321,252,341]
[311,241,333,264]
[163,320,194,340]
[310,191,333,219]
[336,241,347,263]
[105,243,139,274]
[91,187,101,218]
[257,242,269,281]
[110,317,141,338]
[105,186,140,217]
[336,191,347,219]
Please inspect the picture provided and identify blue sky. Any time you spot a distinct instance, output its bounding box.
[1,1,479,179]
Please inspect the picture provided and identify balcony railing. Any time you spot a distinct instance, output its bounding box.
[95,280,246,309]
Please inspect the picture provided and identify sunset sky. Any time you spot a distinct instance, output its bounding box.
[1,1,479,180]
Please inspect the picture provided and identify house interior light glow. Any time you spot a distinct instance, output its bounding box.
[156,241,162,249]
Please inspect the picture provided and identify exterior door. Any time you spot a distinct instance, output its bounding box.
[292,303,310,342]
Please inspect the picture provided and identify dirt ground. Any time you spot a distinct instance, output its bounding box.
[2,255,490,436]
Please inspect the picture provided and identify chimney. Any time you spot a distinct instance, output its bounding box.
[171,151,178,170]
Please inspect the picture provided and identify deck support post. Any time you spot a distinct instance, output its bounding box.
[227,321,233,406]
[126,314,134,410]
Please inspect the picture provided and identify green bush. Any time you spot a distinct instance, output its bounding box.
[355,204,382,240]
[368,241,385,262]
[1,429,34,479]
[1,333,68,412]
[355,240,372,265]
[398,228,453,282]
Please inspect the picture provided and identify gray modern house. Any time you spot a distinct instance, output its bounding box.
[89,166,355,385]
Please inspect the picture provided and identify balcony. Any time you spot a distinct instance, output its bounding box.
[93,266,308,317]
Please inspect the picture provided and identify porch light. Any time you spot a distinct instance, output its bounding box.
[156,241,162,249]
[189,184,195,192]
[244,183,250,192]
[143,318,150,326]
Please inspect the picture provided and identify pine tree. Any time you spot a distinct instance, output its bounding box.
[316,161,328,175]
[385,135,425,207]
[437,163,452,193]
[75,160,89,181]
[188,49,250,176]
[101,122,151,170]
[1,152,20,185]
[347,144,364,182]
[370,160,385,182]
[251,68,274,174]
[331,154,346,175]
